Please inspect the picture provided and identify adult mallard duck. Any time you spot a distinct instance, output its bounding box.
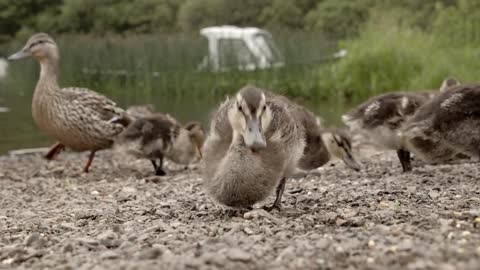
[401,83,480,163]
[342,78,459,172]
[202,86,305,211]
[8,33,131,172]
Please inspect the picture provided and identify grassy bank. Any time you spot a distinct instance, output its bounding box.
[2,31,338,103]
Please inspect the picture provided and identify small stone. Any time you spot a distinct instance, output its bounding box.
[368,240,375,248]
[137,247,163,260]
[243,227,254,235]
[91,190,99,195]
[378,201,390,209]
[316,238,331,249]
[24,233,43,248]
[429,190,440,199]
[243,209,282,224]
[62,243,74,253]
[202,252,226,266]
[121,186,137,193]
[474,217,480,225]
[77,237,99,246]
[226,248,251,262]
[100,250,119,260]
[335,218,347,226]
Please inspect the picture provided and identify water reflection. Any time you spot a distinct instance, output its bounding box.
[0,70,351,155]
[0,58,7,79]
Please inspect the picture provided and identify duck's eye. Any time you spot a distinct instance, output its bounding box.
[262,105,267,112]
[238,105,242,112]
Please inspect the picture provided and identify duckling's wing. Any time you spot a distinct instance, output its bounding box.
[429,85,480,129]
[202,98,233,179]
[343,92,428,129]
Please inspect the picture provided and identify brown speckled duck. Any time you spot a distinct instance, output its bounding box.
[8,33,131,172]
[342,78,459,172]
[116,113,204,175]
[202,86,305,211]
[401,83,480,164]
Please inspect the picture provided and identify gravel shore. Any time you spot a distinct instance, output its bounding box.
[0,146,479,269]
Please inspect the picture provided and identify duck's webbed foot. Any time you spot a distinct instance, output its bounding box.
[44,142,65,160]
[263,177,286,212]
[397,149,412,172]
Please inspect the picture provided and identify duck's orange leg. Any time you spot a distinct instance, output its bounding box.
[83,151,96,173]
[44,142,65,160]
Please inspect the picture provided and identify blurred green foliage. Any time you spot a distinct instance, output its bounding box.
[2,0,480,103]
[318,0,480,103]
[0,0,458,41]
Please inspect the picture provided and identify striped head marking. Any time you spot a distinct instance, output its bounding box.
[321,132,361,171]
[228,86,272,151]
[8,33,58,61]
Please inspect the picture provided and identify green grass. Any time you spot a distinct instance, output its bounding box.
[2,31,338,104]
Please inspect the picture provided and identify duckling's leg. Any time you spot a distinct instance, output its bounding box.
[44,142,65,160]
[264,177,286,212]
[397,149,412,172]
[83,151,96,173]
[151,156,166,176]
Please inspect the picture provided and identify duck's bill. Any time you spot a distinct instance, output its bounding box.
[8,50,31,61]
[342,155,362,171]
[244,119,266,151]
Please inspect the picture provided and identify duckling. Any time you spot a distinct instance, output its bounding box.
[116,113,204,175]
[401,83,480,164]
[342,78,459,172]
[202,86,305,210]
[291,104,361,171]
[8,33,131,172]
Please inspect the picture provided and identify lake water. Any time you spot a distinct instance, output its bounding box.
[0,63,352,155]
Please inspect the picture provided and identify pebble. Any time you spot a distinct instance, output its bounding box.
[136,247,163,260]
[24,233,43,248]
[100,250,119,260]
[226,248,252,262]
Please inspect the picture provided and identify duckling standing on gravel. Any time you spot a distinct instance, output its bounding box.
[342,78,459,172]
[292,104,361,171]
[8,33,131,172]
[202,86,305,211]
[116,113,204,176]
[401,83,480,164]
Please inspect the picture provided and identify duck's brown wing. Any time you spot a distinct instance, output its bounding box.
[59,87,127,138]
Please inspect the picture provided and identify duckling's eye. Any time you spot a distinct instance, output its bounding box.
[262,105,267,112]
[238,105,242,112]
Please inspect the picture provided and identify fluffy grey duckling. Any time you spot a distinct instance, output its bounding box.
[291,104,361,171]
[116,113,204,175]
[342,78,459,172]
[401,83,480,163]
[202,86,305,211]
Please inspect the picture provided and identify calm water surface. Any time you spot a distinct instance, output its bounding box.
[0,63,352,154]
